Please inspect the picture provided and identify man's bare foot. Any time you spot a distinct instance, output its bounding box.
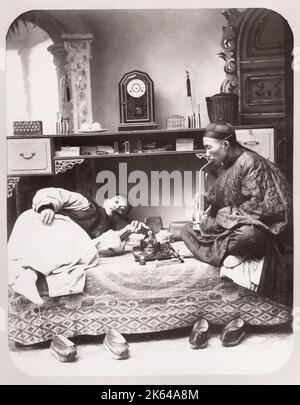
[12,269,43,305]
[223,255,245,269]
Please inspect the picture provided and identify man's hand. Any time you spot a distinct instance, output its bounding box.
[119,221,149,241]
[126,220,148,234]
[39,208,55,225]
[193,205,211,224]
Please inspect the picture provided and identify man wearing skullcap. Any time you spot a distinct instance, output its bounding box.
[181,121,292,305]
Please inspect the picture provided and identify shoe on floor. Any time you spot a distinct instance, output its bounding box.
[189,318,210,349]
[50,334,78,362]
[104,329,129,360]
[220,318,246,347]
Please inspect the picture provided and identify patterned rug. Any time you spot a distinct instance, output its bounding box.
[8,249,292,345]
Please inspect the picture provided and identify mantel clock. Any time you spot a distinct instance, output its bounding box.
[119,70,157,131]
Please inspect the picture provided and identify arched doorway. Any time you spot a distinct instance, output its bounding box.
[6,19,60,135]
[6,17,62,237]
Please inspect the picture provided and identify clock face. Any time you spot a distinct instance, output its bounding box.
[126,79,146,98]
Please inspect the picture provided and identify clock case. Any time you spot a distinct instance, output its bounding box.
[118,70,158,131]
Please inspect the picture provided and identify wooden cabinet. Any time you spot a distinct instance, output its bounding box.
[238,9,286,121]
[7,125,276,176]
[6,125,277,236]
[7,128,206,176]
[235,127,275,162]
[237,8,293,179]
[7,138,53,176]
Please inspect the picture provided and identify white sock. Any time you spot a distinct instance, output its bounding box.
[12,268,43,305]
[223,255,246,269]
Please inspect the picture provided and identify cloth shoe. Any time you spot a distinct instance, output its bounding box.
[50,334,78,362]
[104,329,129,360]
[220,318,246,347]
[189,318,210,349]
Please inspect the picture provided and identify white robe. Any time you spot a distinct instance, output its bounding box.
[8,209,124,297]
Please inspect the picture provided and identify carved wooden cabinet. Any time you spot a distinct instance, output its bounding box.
[238,9,287,122]
[236,8,293,178]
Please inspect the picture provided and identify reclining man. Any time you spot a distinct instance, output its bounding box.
[8,187,147,305]
[181,122,293,306]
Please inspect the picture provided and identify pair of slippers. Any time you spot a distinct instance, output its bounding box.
[189,318,247,349]
[50,329,129,362]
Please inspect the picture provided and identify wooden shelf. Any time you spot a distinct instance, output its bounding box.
[54,149,206,160]
[7,124,278,180]
[7,124,277,140]
[8,128,205,140]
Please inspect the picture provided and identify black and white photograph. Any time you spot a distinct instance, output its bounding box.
[1,0,300,385]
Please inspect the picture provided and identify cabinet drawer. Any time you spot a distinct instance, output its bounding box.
[7,138,53,175]
[235,128,275,162]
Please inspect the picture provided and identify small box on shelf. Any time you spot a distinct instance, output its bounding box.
[176,138,194,151]
[55,146,80,157]
[166,115,185,129]
[13,120,43,135]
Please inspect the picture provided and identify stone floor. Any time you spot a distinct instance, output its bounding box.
[9,325,294,378]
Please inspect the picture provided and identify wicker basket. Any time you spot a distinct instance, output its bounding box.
[206,93,238,125]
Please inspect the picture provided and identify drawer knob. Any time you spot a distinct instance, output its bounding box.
[19,151,36,159]
[243,140,259,146]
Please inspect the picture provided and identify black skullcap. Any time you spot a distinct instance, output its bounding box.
[204,121,236,142]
